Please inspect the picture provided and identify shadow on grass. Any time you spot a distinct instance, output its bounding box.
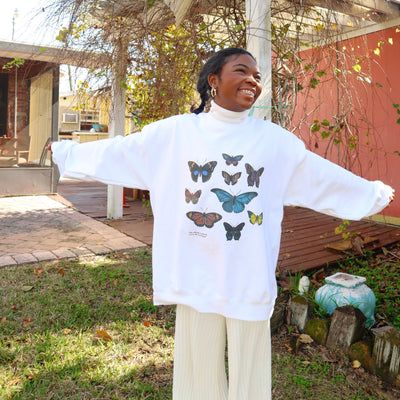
[7,359,173,400]
[0,249,175,399]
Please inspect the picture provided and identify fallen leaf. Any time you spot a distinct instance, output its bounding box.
[34,267,44,275]
[382,247,388,256]
[63,328,71,334]
[23,318,32,326]
[1,316,6,324]
[6,378,21,387]
[284,343,293,352]
[352,360,361,368]
[22,286,34,292]
[284,253,291,258]
[298,334,314,344]
[143,321,152,327]
[11,304,16,310]
[301,360,311,365]
[95,330,113,341]
[113,279,118,286]
[57,268,66,276]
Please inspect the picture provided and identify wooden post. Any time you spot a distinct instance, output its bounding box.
[246,0,272,120]
[107,38,127,219]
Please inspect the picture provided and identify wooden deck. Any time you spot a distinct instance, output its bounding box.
[54,180,400,274]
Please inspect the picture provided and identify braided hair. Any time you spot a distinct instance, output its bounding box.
[191,48,256,114]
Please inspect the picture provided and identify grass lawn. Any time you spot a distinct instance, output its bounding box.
[0,247,399,399]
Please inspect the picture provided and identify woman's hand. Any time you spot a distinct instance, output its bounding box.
[389,189,395,204]
[45,142,53,153]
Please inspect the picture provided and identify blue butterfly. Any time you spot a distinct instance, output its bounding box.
[211,188,258,213]
[224,222,245,241]
[222,153,243,166]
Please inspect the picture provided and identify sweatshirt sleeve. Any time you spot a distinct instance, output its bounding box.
[51,128,155,190]
[283,143,393,220]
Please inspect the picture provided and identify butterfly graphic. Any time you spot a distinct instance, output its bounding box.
[245,163,264,188]
[186,211,222,228]
[211,188,258,213]
[224,222,245,241]
[188,161,217,183]
[185,189,202,204]
[222,171,241,185]
[222,153,243,166]
[248,211,263,225]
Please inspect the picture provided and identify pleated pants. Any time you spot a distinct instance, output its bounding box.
[172,304,271,400]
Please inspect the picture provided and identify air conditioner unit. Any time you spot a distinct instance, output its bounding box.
[62,113,78,123]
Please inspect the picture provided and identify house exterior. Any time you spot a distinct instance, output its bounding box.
[59,91,137,141]
[290,18,400,222]
[0,41,105,196]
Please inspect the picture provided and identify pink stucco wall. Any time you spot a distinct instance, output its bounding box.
[290,25,400,218]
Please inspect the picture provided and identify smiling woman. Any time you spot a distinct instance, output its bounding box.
[208,53,262,112]
[48,47,394,400]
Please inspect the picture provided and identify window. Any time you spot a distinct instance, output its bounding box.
[62,113,78,123]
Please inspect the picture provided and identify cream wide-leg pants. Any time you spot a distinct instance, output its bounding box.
[172,304,271,400]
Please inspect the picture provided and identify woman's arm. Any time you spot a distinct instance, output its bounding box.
[284,148,394,220]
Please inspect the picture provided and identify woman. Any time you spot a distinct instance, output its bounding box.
[50,48,394,399]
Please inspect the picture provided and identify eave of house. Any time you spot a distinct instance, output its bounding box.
[0,41,109,69]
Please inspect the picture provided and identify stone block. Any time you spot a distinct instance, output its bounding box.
[0,255,17,267]
[326,305,366,351]
[289,295,311,331]
[305,318,329,345]
[52,248,78,260]
[31,250,57,262]
[372,326,400,385]
[12,253,38,265]
[271,291,290,333]
[348,340,374,373]
[84,244,111,255]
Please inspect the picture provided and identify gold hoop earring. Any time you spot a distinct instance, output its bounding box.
[210,87,216,98]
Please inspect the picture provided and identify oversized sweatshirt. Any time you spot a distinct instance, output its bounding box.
[52,102,393,321]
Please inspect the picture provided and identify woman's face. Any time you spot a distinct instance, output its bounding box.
[208,54,262,112]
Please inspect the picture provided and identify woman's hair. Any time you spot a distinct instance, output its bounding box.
[191,48,256,114]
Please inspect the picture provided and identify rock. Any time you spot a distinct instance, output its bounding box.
[326,306,366,351]
[271,291,290,333]
[298,276,310,294]
[372,326,400,385]
[289,295,311,331]
[348,340,374,373]
[305,318,329,345]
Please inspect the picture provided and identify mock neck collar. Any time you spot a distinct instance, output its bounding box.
[209,100,249,124]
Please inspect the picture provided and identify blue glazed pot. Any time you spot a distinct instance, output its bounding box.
[315,272,376,327]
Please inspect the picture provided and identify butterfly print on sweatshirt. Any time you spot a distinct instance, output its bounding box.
[186,211,222,228]
[224,222,245,240]
[245,163,264,188]
[185,189,202,204]
[188,161,217,183]
[211,189,258,213]
[222,171,241,185]
[248,211,263,225]
[222,153,243,166]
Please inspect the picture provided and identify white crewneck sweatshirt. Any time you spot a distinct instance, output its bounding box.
[52,102,393,321]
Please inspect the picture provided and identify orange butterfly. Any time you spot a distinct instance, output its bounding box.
[186,211,222,228]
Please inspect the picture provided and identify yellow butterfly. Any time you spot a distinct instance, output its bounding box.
[248,211,263,225]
